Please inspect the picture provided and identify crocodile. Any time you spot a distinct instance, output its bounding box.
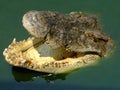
[3,11,113,74]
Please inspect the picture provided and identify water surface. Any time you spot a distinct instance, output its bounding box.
[0,0,120,90]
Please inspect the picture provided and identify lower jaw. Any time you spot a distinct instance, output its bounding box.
[3,37,100,74]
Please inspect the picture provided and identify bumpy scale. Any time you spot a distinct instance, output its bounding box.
[22,10,113,57]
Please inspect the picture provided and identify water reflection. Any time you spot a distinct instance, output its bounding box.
[12,66,68,83]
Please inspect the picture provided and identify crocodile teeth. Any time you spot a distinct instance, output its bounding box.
[3,37,100,74]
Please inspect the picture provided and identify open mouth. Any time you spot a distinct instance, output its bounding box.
[3,37,100,74]
[3,10,113,74]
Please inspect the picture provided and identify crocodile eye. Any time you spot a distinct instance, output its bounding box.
[32,16,37,22]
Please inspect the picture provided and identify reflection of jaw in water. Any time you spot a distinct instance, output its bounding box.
[12,66,68,83]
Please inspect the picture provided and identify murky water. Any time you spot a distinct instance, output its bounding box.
[0,0,120,90]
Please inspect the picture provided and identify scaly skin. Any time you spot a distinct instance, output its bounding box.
[22,10,113,57]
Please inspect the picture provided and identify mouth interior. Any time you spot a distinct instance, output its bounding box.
[36,42,100,60]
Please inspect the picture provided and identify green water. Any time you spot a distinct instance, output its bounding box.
[0,0,120,90]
